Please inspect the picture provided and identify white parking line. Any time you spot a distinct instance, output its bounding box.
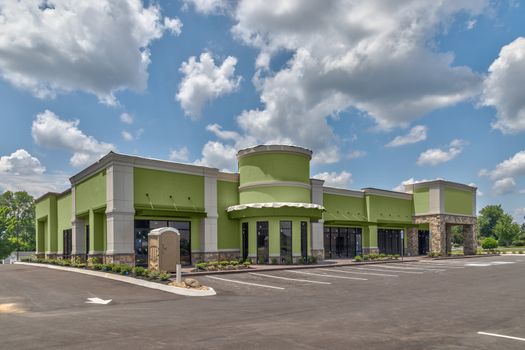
[249,272,331,285]
[205,275,285,290]
[287,270,368,280]
[345,267,423,274]
[478,331,525,342]
[394,263,454,270]
[320,268,398,277]
[408,262,465,268]
[373,265,446,272]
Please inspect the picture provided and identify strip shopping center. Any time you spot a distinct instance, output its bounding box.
[35,145,478,266]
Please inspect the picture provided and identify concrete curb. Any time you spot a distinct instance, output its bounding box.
[15,262,216,297]
[430,254,500,260]
[183,258,421,277]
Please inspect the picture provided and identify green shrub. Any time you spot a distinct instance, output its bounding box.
[195,262,208,271]
[394,254,400,260]
[512,240,525,247]
[93,264,103,270]
[270,257,278,265]
[257,256,266,264]
[243,260,252,266]
[132,266,146,276]
[308,255,318,264]
[219,260,230,267]
[297,257,305,264]
[110,264,122,273]
[120,265,132,275]
[159,272,171,281]
[481,237,498,250]
[229,260,239,266]
[285,256,293,265]
[354,255,362,262]
[519,251,524,254]
[148,270,160,279]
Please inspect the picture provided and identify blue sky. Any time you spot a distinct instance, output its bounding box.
[0,0,524,222]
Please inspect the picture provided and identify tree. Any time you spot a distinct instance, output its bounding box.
[0,191,36,256]
[450,225,464,245]
[493,214,521,247]
[478,205,505,238]
[481,237,498,250]
[0,207,15,259]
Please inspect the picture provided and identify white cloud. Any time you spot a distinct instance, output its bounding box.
[206,124,240,141]
[492,177,516,195]
[194,141,237,172]
[393,178,436,192]
[121,129,143,142]
[120,113,134,125]
[467,19,477,30]
[169,147,190,162]
[0,149,45,175]
[31,110,116,168]
[0,1,181,105]
[481,37,525,133]
[417,139,465,166]
[195,1,486,163]
[347,150,366,159]
[313,171,353,189]
[182,0,231,15]
[385,125,428,147]
[163,17,183,35]
[484,150,525,180]
[0,149,68,197]
[176,52,241,118]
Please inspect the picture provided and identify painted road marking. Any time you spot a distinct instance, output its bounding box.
[478,332,525,342]
[85,297,112,305]
[491,261,515,265]
[466,263,491,266]
[466,261,516,267]
[408,262,465,268]
[249,272,331,285]
[205,275,285,290]
[345,267,423,274]
[321,268,398,277]
[287,270,368,281]
[394,263,454,270]
[373,265,446,272]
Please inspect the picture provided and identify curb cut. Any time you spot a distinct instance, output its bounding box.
[15,262,216,297]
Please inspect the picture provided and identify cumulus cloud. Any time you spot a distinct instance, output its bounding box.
[392,178,436,192]
[385,125,428,147]
[184,1,486,163]
[31,110,116,167]
[121,128,143,142]
[176,52,241,118]
[182,0,231,15]
[514,208,525,224]
[169,147,190,162]
[417,139,466,166]
[0,149,45,175]
[120,113,134,125]
[492,177,516,195]
[468,182,483,196]
[194,141,238,171]
[481,37,525,133]
[0,149,68,197]
[206,124,241,141]
[482,150,525,180]
[0,0,181,105]
[313,171,353,189]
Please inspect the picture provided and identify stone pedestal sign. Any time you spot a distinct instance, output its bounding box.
[148,227,180,272]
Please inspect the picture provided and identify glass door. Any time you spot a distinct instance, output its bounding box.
[300,221,308,260]
[242,222,249,261]
[256,221,269,264]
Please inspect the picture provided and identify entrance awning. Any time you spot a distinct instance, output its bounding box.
[227,202,325,220]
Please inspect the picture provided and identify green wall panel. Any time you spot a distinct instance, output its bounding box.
[56,193,72,253]
[444,187,473,215]
[413,187,429,214]
[239,153,310,186]
[239,186,310,204]
[134,167,204,210]
[35,196,58,253]
[75,171,106,215]
[366,195,413,223]
[217,181,240,249]
[323,194,367,222]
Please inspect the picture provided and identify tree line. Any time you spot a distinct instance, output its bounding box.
[0,191,35,260]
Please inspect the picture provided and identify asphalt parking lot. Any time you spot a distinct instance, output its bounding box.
[1,255,524,349]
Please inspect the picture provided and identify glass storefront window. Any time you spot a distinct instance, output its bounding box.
[280,221,292,263]
[257,221,269,264]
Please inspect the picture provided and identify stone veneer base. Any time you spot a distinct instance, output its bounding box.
[103,253,135,266]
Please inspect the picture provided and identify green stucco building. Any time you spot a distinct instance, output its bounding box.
[35,145,478,266]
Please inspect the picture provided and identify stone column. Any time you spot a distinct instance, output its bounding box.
[310,179,325,260]
[429,215,447,255]
[463,223,477,255]
[201,168,219,262]
[406,227,419,256]
[105,163,135,265]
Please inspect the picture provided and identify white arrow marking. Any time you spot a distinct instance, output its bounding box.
[85,297,112,305]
